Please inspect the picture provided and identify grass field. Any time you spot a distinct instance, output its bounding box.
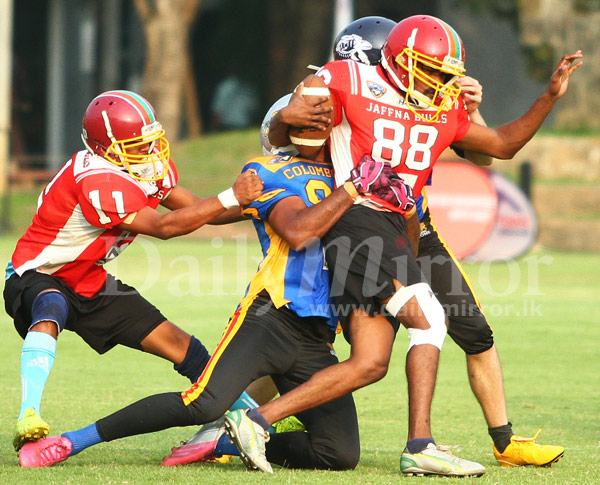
[0,234,598,484]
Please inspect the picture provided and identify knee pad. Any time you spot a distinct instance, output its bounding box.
[385,282,447,351]
[31,290,69,333]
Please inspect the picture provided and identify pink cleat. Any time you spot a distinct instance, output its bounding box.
[19,436,73,468]
[161,418,226,466]
[161,441,223,466]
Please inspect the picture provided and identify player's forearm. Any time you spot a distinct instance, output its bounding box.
[209,207,246,225]
[494,92,557,159]
[285,183,356,250]
[151,198,226,239]
[463,109,492,166]
[268,112,293,150]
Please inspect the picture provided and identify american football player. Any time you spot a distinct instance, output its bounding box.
[5,90,263,453]
[16,98,413,471]
[228,14,580,477]
[270,15,565,470]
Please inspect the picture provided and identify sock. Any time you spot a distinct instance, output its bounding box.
[214,433,240,456]
[247,408,270,431]
[489,422,513,453]
[230,391,258,411]
[406,437,435,453]
[19,332,56,420]
[173,336,210,383]
[62,423,103,456]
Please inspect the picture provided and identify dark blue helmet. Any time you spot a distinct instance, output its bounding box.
[333,16,397,65]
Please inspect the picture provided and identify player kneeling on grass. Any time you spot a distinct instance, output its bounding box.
[5,90,263,454]
[17,99,414,471]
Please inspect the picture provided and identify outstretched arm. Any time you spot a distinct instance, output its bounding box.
[454,51,583,159]
[118,171,263,239]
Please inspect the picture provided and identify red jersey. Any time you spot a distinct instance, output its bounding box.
[317,60,471,212]
[10,150,178,297]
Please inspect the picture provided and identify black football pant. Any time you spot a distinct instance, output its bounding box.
[96,291,360,470]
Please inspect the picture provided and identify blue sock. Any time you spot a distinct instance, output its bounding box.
[406,437,436,453]
[214,433,239,456]
[62,423,103,456]
[230,391,258,411]
[19,332,56,420]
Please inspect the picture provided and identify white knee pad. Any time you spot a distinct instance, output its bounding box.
[385,282,447,351]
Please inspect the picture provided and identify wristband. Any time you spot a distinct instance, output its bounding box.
[342,181,359,201]
[217,187,239,209]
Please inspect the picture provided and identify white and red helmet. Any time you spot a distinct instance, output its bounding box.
[81,90,170,181]
[381,15,466,122]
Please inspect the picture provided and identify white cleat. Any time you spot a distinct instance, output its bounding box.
[224,409,273,473]
[400,443,486,477]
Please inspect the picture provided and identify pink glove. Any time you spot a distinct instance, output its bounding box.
[372,179,416,212]
[349,155,385,194]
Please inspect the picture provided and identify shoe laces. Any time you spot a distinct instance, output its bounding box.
[434,444,463,462]
[38,440,69,462]
[512,428,542,443]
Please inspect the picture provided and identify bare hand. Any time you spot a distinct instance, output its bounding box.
[232,170,263,205]
[458,76,483,114]
[279,81,333,131]
[547,50,583,99]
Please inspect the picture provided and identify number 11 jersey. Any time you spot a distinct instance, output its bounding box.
[9,150,177,297]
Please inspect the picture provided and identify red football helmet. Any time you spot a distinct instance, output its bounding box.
[81,90,170,181]
[381,15,466,122]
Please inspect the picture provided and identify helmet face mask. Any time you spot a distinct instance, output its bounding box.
[82,91,170,182]
[381,15,466,123]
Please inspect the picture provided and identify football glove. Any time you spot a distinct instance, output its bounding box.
[349,155,387,194]
[372,179,416,212]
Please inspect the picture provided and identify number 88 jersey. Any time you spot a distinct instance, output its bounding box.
[317,59,471,211]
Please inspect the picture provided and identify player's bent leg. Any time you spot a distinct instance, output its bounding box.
[384,282,446,441]
[266,393,360,470]
[141,321,210,383]
[15,289,68,451]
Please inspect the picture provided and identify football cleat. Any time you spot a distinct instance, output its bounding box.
[273,415,306,434]
[400,443,486,477]
[494,429,565,467]
[161,418,227,466]
[19,436,72,468]
[224,409,272,473]
[13,408,50,451]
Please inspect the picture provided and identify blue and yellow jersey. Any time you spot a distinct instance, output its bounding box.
[239,154,337,330]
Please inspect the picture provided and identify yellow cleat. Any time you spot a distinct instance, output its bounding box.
[13,408,50,451]
[206,454,234,464]
[273,415,306,434]
[494,429,565,467]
